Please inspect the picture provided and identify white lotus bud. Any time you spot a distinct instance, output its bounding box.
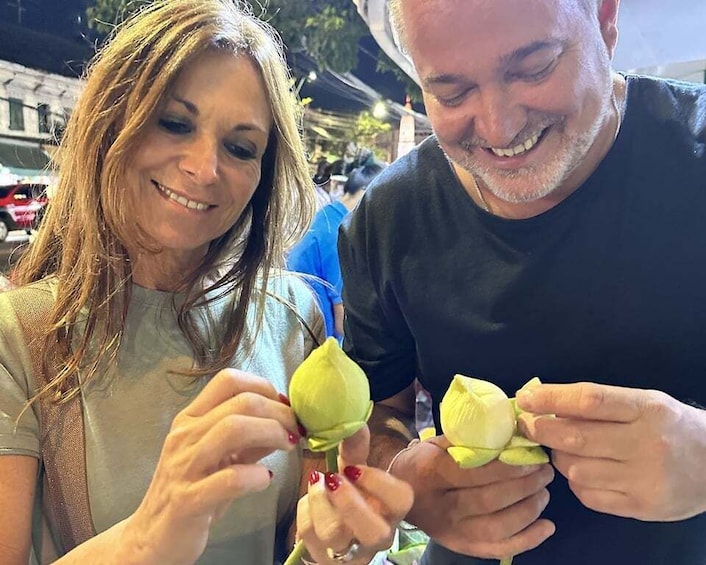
[441,375,549,468]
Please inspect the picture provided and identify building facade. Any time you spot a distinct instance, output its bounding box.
[0,59,82,186]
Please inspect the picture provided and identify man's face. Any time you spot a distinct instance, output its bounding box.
[402,0,615,204]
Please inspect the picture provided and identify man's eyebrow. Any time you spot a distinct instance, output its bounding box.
[500,39,567,65]
[422,73,469,89]
[422,39,567,88]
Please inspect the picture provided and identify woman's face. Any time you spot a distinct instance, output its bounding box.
[127,49,273,284]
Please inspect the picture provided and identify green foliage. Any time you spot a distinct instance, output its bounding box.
[85,0,368,73]
[354,111,391,141]
[84,0,410,78]
[354,111,391,160]
[261,0,370,73]
[85,0,151,34]
[376,52,423,103]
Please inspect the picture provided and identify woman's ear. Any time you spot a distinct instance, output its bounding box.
[598,0,620,58]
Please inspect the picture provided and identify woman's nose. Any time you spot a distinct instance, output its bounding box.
[178,135,219,185]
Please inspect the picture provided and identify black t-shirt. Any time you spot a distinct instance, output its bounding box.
[339,75,706,565]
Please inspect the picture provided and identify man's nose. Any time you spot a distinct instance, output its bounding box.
[472,88,527,149]
[178,135,219,185]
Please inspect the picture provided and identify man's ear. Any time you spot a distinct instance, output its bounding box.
[598,0,620,58]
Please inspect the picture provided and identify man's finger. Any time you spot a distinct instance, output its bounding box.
[516,382,645,423]
[518,414,635,460]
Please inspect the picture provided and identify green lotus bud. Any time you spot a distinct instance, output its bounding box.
[289,337,373,452]
[441,375,549,468]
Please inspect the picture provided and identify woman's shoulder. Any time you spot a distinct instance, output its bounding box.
[0,278,56,323]
[267,270,317,304]
[264,271,325,341]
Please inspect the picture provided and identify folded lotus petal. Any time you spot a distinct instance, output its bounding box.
[506,434,542,448]
[307,436,345,452]
[498,444,550,465]
[447,445,503,468]
[305,416,372,452]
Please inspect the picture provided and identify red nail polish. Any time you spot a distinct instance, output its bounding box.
[288,432,300,445]
[268,469,274,479]
[297,422,307,437]
[324,472,341,491]
[343,465,362,482]
[278,393,291,406]
[308,470,320,485]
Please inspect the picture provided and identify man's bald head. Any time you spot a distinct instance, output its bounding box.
[388,0,602,50]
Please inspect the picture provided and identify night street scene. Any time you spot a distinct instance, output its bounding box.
[1,2,706,565]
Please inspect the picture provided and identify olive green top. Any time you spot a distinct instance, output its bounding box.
[0,274,324,564]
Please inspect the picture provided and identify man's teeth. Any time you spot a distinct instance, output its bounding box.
[156,183,210,211]
[490,133,541,157]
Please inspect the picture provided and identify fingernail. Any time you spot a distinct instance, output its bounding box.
[288,432,300,445]
[308,470,320,485]
[324,472,341,491]
[278,393,291,406]
[343,465,362,482]
[297,422,307,437]
[268,469,274,479]
[517,389,534,408]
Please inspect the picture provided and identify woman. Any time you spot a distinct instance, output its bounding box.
[0,1,412,564]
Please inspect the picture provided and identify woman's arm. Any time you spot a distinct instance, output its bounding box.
[0,454,154,565]
[53,518,151,565]
[0,455,36,565]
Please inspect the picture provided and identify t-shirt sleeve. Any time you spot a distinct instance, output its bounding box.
[0,293,41,459]
[338,191,417,402]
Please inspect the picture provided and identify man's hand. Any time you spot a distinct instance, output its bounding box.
[390,437,555,560]
[517,382,706,521]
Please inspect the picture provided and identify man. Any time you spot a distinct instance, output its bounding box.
[338,1,706,564]
[288,159,385,339]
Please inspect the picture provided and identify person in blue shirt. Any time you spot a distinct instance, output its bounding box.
[288,158,386,339]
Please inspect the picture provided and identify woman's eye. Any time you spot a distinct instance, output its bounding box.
[225,142,257,161]
[158,118,192,134]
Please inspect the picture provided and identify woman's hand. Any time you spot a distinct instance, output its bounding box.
[295,428,414,564]
[123,369,301,565]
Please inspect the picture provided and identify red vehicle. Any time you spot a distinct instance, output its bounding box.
[0,183,48,241]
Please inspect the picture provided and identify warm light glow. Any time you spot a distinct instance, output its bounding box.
[372,101,387,119]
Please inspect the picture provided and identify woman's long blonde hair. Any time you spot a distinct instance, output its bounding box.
[14,0,315,402]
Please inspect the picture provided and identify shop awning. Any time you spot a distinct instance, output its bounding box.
[0,140,51,177]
